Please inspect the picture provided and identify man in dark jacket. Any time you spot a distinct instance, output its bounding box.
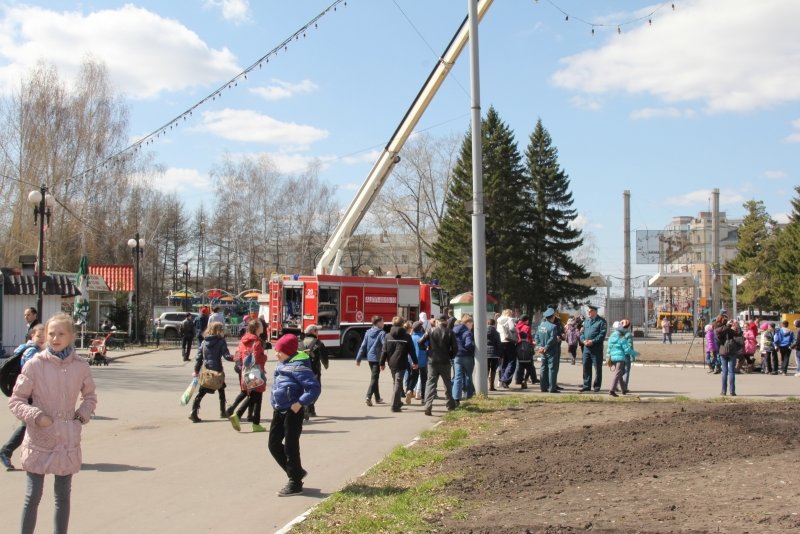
[580,304,607,392]
[356,316,386,406]
[380,317,418,412]
[180,313,195,362]
[420,315,457,415]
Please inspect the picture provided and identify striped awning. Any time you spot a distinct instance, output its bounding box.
[90,265,134,292]
[1,268,81,296]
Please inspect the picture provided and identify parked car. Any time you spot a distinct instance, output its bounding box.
[155,312,199,339]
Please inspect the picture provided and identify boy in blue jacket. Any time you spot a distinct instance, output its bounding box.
[269,334,321,497]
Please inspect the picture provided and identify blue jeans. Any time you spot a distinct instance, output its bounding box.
[582,349,603,390]
[622,360,631,391]
[452,356,475,400]
[22,472,72,534]
[720,355,736,394]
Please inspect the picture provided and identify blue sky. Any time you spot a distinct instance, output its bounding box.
[1,0,798,287]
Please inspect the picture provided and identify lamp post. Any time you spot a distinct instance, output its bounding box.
[127,233,145,345]
[27,185,53,316]
[182,261,190,312]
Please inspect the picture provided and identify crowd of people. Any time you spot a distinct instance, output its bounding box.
[704,309,800,396]
[352,303,642,408]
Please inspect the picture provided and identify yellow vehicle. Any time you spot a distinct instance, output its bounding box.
[782,313,800,326]
[657,312,694,333]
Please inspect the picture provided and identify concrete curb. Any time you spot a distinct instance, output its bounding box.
[274,419,445,534]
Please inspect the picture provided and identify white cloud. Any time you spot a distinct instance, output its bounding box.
[552,0,800,113]
[762,170,786,179]
[0,5,240,99]
[194,108,329,148]
[665,188,744,207]
[250,79,319,101]
[133,167,211,194]
[570,214,589,230]
[340,150,382,165]
[774,212,791,224]
[630,107,696,120]
[786,118,800,142]
[339,182,360,192]
[570,95,603,111]
[205,0,251,23]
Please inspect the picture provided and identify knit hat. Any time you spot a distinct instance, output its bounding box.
[760,321,769,331]
[274,334,299,356]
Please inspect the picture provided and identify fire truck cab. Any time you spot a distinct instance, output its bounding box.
[268,274,447,358]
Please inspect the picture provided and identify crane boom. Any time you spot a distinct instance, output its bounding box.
[315,0,494,275]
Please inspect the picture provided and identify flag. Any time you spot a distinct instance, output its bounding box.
[74,255,89,325]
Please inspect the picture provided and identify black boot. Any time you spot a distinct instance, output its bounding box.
[219,391,228,419]
[189,410,201,423]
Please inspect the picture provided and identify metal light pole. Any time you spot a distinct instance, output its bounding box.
[27,185,53,317]
[127,233,145,344]
[468,0,488,396]
[182,261,190,312]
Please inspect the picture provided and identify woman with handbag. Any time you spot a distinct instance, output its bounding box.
[190,321,233,423]
[228,320,267,432]
[715,319,743,396]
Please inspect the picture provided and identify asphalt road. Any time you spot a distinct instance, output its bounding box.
[0,345,798,533]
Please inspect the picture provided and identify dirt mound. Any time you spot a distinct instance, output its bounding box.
[438,402,800,533]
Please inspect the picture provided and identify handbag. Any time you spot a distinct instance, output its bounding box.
[199,367,225,390]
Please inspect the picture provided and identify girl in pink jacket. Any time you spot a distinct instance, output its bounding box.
[9,313,97,534]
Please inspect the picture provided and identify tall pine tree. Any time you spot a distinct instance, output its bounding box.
[771,186,800,308]
[520,119,591,311]
[724,200,775,309]
[430,107,527,304]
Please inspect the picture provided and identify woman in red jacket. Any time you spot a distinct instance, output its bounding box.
[228,320,267,432]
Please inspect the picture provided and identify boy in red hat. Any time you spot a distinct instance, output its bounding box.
[268,334,320,496]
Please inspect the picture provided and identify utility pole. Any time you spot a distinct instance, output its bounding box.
[468,0,488,396]
[623,190,632,321]
[711,188,720,317]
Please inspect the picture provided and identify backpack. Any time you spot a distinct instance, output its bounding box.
[241,342,265,391]
[0,344,28,397]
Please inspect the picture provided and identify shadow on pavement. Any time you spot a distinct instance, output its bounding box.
[318,415,394,421]
[81,463,155,472]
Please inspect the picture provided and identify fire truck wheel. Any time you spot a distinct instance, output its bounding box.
[340,330,363,360]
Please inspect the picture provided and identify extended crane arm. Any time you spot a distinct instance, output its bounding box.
[315,0,494,275]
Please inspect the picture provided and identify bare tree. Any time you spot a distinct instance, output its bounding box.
[373,132,459,277]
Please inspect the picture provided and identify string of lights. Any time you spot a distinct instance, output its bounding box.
[535,0,675,35]
[74,0,348,182]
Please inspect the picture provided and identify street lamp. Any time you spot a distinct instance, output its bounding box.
[182,261,190,312]
[27,185,54,316]
[127,233,145,344]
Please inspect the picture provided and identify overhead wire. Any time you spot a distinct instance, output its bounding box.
[72,0,349,182]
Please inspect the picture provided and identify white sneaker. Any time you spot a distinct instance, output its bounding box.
[405,390,413,405]
[794,373,800,377]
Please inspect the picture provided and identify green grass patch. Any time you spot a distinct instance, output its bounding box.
[291,395,800,533]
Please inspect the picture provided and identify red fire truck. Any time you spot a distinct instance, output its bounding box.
[267,274,447,358]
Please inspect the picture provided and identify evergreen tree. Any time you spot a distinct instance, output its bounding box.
[724,200,776,309]
[430,107,527,304]
[519,119,592,311]
[771,186,800,308]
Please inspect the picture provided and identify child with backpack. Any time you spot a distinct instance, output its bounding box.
[0,324,46,471]
[515,331,536,389]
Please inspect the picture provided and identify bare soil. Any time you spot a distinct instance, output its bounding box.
[435,401,800,533]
